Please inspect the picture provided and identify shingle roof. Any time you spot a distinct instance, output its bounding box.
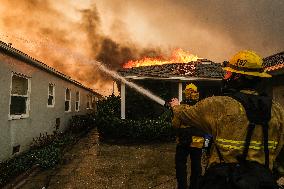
[118,59,224,80]
[263,52,284,73]
[0,41,101,96]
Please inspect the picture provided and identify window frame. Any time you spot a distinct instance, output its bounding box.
[9,72,31,120]
[75,91,80,112]
[65,88,71,112]
[47,83,55,108]
[86,94,93,110]
[91,95,97,110]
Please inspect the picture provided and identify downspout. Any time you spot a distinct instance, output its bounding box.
[121,82,126,119]
[178,82,183,102]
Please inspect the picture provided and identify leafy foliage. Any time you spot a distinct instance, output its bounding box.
[95,94,175,142]
[0,135,70,187]
[97,117,174,142]
[96,94,121,118]
[0,115,92,188]
[69,114,96,133]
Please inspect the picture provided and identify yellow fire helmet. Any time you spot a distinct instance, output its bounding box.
[185,83,198,92]
[184,83,199,100]
[223,50,271,78]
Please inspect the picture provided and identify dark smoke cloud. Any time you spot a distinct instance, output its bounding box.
[96,0,284,61]
[80,3,162,82]
[96,38,162,70]
[0,0,161,95]
[1,0,283,95]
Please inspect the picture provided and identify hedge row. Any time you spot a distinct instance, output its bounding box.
[95,94,175,142]
[0,133,75,187]
[97,117,175,142]
[0,114,95,188]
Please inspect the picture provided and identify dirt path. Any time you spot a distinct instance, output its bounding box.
[20,129,177,189]
[17,128,284,188]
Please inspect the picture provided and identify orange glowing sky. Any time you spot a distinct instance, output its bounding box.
[0,0,283,96]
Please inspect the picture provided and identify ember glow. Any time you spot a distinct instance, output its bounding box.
[123,48,200,68]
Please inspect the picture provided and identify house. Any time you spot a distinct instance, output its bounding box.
[118,59,225,119]
[118,51,284,120]
[264,51,284,107]
[0,41,102,161]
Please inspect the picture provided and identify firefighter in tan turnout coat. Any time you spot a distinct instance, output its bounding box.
[174,83,207,189]
[170,50,284,189]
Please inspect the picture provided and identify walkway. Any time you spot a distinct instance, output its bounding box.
[21,129,177,189]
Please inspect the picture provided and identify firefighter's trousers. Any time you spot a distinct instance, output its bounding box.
[175,144,202,189]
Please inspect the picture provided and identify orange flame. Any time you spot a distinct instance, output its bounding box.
[123,48,200,68]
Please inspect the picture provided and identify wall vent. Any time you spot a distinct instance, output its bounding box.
[12,145,20,154]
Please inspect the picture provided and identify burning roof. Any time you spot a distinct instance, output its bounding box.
[119,48,224,80]
[119,59,225,80]
[119,50,284,80]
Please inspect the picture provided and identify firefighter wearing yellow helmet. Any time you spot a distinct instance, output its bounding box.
[170,50,284,189]
[175,83,208,189]
[183,83,199,101]
[224,50,271,78]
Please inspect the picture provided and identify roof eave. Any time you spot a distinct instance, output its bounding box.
[124,75,222,81]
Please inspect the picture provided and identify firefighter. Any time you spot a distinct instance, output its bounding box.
[175,83,207,189]
[169,50,284,189]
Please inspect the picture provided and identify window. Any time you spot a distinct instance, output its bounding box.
[65,88,71,112]
[86,95,92,109]
[91,96,98,110]
[75,91,80,111]
[10,73,30,119]
[47,83,55,107]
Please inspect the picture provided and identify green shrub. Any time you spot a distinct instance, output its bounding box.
[95,94,175,142]
[0,123,80,187]
[69,114,96,133]
[96,94,121,118]
[0,133,75,187]
[97,117,174,142]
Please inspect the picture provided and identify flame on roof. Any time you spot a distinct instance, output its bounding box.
[123,48,200,68]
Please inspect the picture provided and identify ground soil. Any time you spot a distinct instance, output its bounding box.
[20,129,178,189]
[18,128,284,189]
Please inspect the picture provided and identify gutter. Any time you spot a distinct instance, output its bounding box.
[124,75,222,81]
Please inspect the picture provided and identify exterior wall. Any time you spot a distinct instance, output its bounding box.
[0,53,98,161]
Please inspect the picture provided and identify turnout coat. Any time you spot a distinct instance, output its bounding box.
[172,90,284,170]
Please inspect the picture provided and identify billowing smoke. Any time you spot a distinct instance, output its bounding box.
[1,0,283,95]
[96,0,284,61]
[0,0,161,95]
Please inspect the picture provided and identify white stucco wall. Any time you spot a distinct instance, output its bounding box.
[0,53,98,161]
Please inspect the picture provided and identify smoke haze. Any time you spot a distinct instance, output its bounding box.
[96,0,284,60]
[0,0,283,95]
